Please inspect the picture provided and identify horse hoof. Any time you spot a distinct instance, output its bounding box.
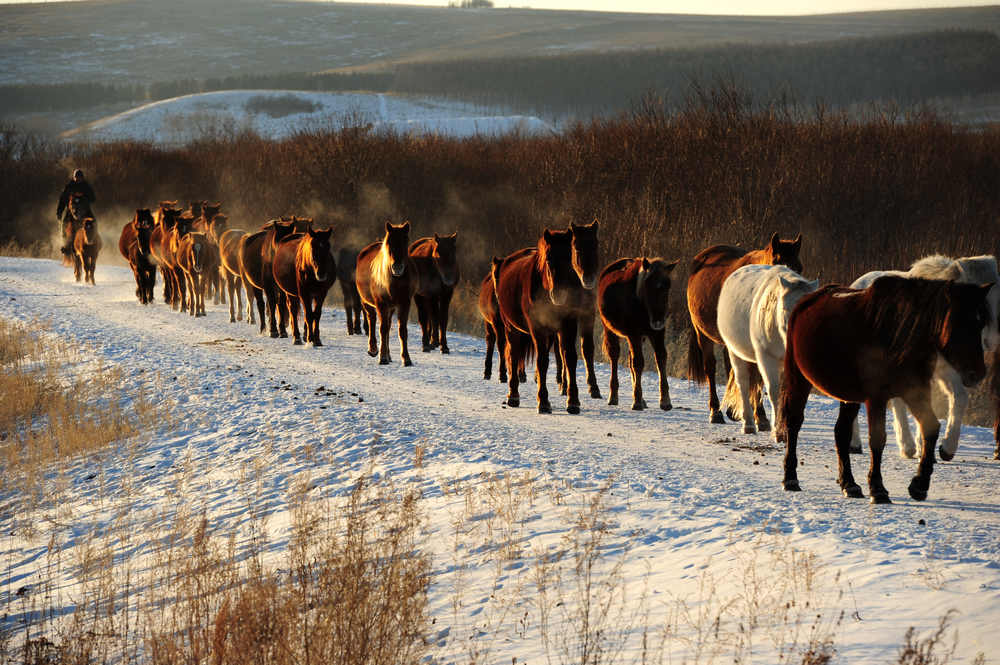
[937,445,954,462]
[538,403,552,414]
[518,372,527,383]
[908,477,929,501]
[757,420,771,433]
[608,396,619,406]
[441,347,450,354]
[901,447,918,460]
[567,404,581,415]
[743,425,756,434]
[312,340,323,348]
[589,386,601,399]
[293,339,303,346]
[632,401,646,411]
[842,485,864,498]
[279,332,288,339]
[379,358,391,365]
[870,492,892,505]
[710,412,726,424]
[660,402,672,411]
[269,331,279,339]
[725,407,739,422]
[483,372,491,380]
[403,358,413,367]
[849,445,863,455]
[775,431,787,443]
[782,479,801,492]
[367,349,378,358]
[507,397,520,408]
[422,346,432,353]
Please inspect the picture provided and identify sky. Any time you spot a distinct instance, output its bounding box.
[0,0,996,14]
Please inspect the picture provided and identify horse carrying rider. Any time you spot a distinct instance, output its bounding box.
[56,168,96,255]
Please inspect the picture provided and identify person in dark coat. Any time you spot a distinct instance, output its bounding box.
[56,169,96,254]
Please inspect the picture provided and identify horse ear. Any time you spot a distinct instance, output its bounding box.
[809,278,820,289]
[434,232,440,242]
[543,229,553,242]
[665,259,679,272]
[769,232,780,249]
[792,233,803,251]
[449,232,458,239]
[641,257,651,271]
[385,221,392,233]
[778,275,796,289]
[589,219,599,232]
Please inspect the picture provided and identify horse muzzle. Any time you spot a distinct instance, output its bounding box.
[315,270,327,282]
[549,289,570,307]
[962,367,986,387]
[391,263,406,278]
[580,277,597,290]
[649,319,667,331]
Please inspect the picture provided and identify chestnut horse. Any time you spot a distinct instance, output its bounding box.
[219,227,251,323]
[151,203,182,304]
[240,219,309,337]
[356,221,417,366]
[165,215,196,311]
[62,192,93,264]
[193,203,224,304]
[779,276,991,504]
[494,228,586,413]
[337,247,367,336]
[410,233,459,354]
[273,228,337,346]
[598,257,679,410]
[479,258,508,382]
[73,217,101,285]
[118,208,154,261]
[687,233,803,425]
[176,231,210,316]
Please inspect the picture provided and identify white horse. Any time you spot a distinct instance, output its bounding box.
[718,264,819,437]
[850,254,1000,460]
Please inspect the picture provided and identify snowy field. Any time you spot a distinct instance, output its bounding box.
[0,256,998,661]
[60,90,555,144]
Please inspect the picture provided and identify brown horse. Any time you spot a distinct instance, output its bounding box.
[779,276,991,504]
[494,228,587,413]
[219,227,251,323]
[599,257,679,410]
[356,221,417,366]
[563,221,602,399]
[479,258,508,382]
[410,233,460,354]
[118,208,154,261]
[166,215,196,311]
[273,228,337,346]
[62,192,93,264]
[239,220,302,337]
[73,217,101,285]
[150,203,182,303]
[176,231,211,316]
[687,233,803,424]
[337,247,367,336]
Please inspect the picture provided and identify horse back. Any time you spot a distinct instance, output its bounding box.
[118,222,136,260]
[495,252,537,336]
[687,244,759,343]
[219,229,247,276]
[239,230,269,289]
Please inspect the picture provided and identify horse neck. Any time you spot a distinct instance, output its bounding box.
[296,237,315,273]
[372,238,396,292]
[740,248,771,267]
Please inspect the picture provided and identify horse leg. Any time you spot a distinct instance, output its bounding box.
[729,352,756,434]
[750,365,770,432]
[361,302,369,336]
[756,352,782,439]
[779,351,811,492]
[378,305,393,365]
[627,334,647,410]
[903,390,940,502]
[505,329,524,407]
[865,399,891,504]
[226,274,236,322]
[835,402,864,498]
[288,295,302,345]
[559,318,581,414]
[438,290,452,354]
[415,295,432,352]
[603,332,620,406]
[428,295,441,348]
[73,253,82,282]
[161,266,171,303]
[888,398,918,460]
[580,316,601,399]
[345,302,355,335]
[496,319,509,384]
[364,304,378,357]
[533,331,552,413]
[198,274,207,316]
[278,292,290,338]
[699,332,725,424]
[253,287,266,334]
[309,297,324,347]
[398,298,413,367]
[935,366,966,462]
[553,338,566,395]
[264,285,279,338]
[484,323,496,380]
[651,329,672,411]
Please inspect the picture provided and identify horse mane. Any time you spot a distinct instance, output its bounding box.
[534,229,571,273]
[909,254,962,280]
[294,234,312,274]
[371,234,394,293]
[866,276,953,366]
[410,236,432,253]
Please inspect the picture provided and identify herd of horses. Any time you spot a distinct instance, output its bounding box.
[65,197,1000,505]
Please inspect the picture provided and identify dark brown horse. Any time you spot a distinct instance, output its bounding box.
[273,228,337,346]
[410,233,459,354]
[564,221,602,399]
[599,257,679,410]
[151,203,183,304]
[176,231,210,316]
[337,247,367,336]
[356,221,417,366]
[73,217,101,285]
[494,228,587,413]
[687,233,803,424]
[219,227,251,323]
[779,276,991,504]
[118,208,154,261]
[239,220,303,337]
[120,210,156,304]
[62,192,93,264]
[479,258,508,382]
[166,215,196,311]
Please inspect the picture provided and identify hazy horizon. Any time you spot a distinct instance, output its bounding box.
[1,0,997,15]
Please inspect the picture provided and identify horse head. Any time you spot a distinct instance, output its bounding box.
[188,233,207,274]
[209,214,228,242]
[175,214,195,237]
[271,220,296,248]
[69,192,92,222]
[291,216,314,233]
[636,258,679,331]
[161,207,182,230]
[202,202,222,221]
[570,220,600,290]
[81,217,98,244]
[383,221,411,278]
[302,228,335,283]
[188,201,203,219]
[765,232,803,274]
[774,269,820,347]
[431,232,459,287]
[940,282,994,387]
[538,228,577,307]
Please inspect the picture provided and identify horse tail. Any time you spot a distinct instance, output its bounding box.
[687,325,708,384]
[722,368,742,422]
[778,327,805,442]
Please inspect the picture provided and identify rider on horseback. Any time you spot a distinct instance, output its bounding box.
[56,169,96,255]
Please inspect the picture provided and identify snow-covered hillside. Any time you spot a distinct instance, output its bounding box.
[0,257,998,662]
[60,90,555,145]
